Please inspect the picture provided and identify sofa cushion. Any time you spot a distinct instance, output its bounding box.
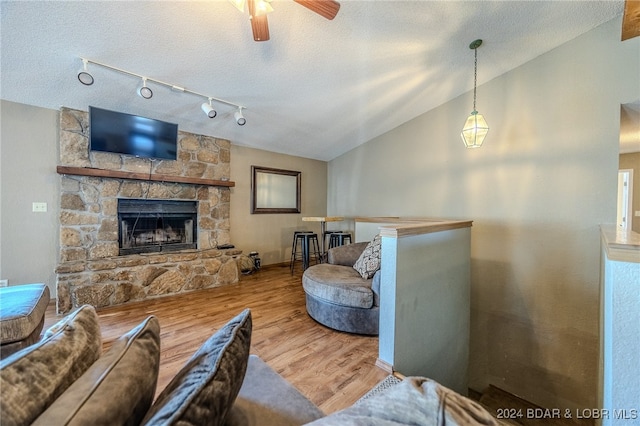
[303,264,374,309]
[353,235,382,279]
[306,377,498,425]
[142,309,252,426]
[33,315,161,426]
[225,355,324,426]
[0,304,102,426]
[0,283,50,354]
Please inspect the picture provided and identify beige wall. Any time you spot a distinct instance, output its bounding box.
[619,152,640,233]
[328,18,639,411]
[1,101,60,295]
[230,145,327,266]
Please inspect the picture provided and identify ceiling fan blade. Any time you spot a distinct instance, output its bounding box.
[293,0,340,20]
[622,0,640,41]
[250,14,270,41]
[248,0,270,41]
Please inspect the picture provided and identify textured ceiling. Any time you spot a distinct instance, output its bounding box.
[0,1,625,161]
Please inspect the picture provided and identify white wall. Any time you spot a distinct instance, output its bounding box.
[600,237,640,426]
[1,100,59,295]
[328,18,640,411]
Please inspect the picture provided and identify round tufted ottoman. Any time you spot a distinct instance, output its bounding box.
[302,263,379,335]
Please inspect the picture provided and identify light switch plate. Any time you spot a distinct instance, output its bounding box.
[32,202,47,212]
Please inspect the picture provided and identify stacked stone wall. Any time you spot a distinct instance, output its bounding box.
[56,107,237,313]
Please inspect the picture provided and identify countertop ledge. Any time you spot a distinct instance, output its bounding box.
[353,217,473,238]
[601,225,640,263]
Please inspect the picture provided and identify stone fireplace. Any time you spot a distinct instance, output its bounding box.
[55,107,239,314]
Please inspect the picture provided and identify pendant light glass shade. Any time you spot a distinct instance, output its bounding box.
[461,110,488,148]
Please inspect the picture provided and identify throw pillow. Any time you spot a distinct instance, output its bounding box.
[0,304,102,426]
[142,309,252,426]
[32,315,161,426]
[353,234,382,279]
[306,377,499,425]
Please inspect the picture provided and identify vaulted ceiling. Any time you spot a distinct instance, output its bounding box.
[0,1,627,161]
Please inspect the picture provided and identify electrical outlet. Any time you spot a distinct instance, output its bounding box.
[635,211,640,217]
[32,202,47,213]
[0,280,8,287]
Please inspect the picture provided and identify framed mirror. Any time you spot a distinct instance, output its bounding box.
[251,166,301,214]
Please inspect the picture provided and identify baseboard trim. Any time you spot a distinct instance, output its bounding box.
[375,358,394,374]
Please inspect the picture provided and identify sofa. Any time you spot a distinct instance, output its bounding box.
[302,236,381,335]
[0,305,499,426]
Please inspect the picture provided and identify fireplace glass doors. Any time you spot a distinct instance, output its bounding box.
[118,199,197,255]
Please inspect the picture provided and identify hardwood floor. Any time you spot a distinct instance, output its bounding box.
[43,263,388,414]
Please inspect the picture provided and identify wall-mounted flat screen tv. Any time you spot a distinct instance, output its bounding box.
[89,106,178,160]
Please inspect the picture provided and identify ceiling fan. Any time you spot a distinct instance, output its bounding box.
[621,0,640,41]
[232,0,340,41]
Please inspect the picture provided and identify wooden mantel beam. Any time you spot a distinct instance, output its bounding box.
[56,166,235,188]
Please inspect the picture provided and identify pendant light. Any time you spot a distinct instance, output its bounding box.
[461,39,489,149]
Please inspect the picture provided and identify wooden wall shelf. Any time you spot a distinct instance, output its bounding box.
[56,166,235,188]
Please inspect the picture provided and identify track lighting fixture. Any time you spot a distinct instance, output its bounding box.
[76,57,246,125]
[234,108,246,126]
[137,77,153,99]
[77,58,94,86]
[201,98,217,118]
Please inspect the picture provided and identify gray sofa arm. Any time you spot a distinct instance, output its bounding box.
[327,242,369,266]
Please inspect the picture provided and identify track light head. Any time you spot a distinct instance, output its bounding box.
[234,108,246,126]
[137,77,153,99]
[77,59,94,85]
[201,99,217,118]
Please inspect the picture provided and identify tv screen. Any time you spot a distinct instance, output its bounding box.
[89,106,178,160]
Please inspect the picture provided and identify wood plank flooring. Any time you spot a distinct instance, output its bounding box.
[43,264,388,414]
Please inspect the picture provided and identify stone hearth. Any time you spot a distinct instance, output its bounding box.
[55,107,238,314]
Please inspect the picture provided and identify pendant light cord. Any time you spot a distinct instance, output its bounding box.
[473,46,478,113]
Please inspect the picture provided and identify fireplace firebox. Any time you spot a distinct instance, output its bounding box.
[118,199,197,255]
